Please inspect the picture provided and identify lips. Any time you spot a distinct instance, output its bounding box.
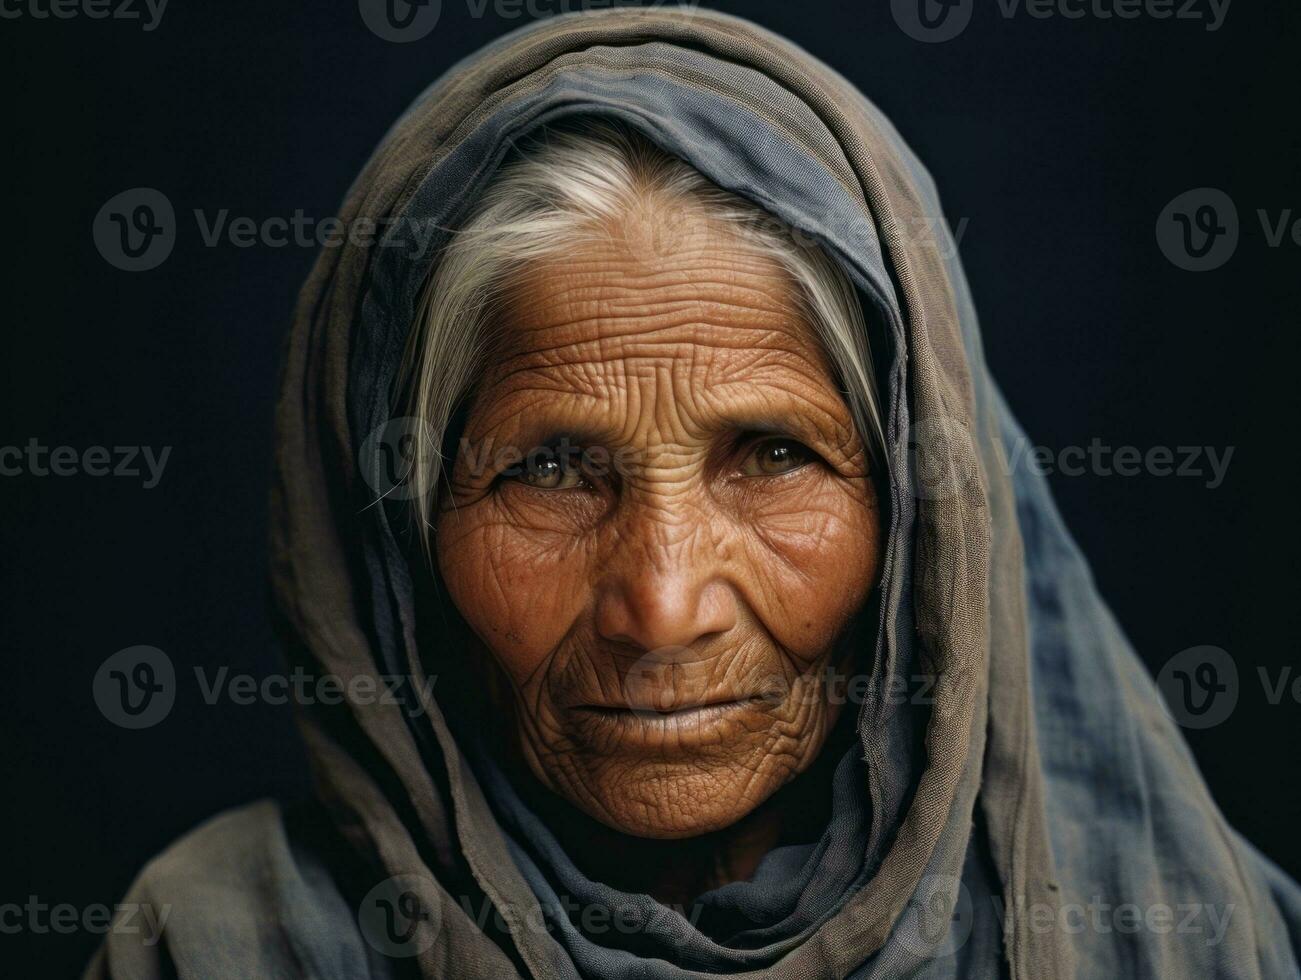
[568,695,774,748]
[575,695,750,716]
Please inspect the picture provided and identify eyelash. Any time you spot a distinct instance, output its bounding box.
[737,437,817,479]
[500,448,591,492]
[495,436,821,492]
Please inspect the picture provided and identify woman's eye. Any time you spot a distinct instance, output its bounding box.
[740,438,813,477]
[516,451,587,490]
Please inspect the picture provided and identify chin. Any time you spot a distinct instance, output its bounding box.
[585,766,783,839]
[534,701,822,838]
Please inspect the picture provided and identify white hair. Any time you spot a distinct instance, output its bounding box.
[398,120,884,538]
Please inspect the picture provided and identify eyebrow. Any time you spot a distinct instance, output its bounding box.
[521,428,618,451]
[473,375,854,459]
[725,416,806,438]
[503,413,843,458]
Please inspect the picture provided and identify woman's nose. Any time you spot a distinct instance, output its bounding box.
[594,562,738,653]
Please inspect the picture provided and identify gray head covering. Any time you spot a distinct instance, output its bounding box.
[88,8,1301,980]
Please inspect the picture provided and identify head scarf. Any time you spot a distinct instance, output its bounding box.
[90,8,1301,980]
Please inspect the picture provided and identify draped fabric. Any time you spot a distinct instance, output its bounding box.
[89,8,1301,979]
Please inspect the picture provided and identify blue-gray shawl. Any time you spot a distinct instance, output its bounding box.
[89,8,1301,979]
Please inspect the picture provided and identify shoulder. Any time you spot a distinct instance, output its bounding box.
[86,800,386,980]
[136,798,289,890]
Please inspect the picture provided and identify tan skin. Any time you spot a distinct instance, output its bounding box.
[435,204,882,904]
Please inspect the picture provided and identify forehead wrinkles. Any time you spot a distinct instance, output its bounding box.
[469,238,854,445]
[472,324,853,456]
[494,248,803,361]
[488,216,801,365]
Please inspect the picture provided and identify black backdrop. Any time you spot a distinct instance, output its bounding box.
[4,1,1298,974]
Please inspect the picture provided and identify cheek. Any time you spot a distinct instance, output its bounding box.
[737,475,880,657]
[435,500,593,685]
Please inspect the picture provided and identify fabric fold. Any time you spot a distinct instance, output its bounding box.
[88,8,1301,980]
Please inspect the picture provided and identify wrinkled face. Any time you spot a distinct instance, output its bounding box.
[435,210,882,838]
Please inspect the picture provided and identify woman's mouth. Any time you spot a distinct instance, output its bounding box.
[568,696,776,747]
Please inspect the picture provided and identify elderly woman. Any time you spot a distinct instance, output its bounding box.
[90,8,1299,980]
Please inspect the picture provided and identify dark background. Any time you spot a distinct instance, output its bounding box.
[4,0,1298,973]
